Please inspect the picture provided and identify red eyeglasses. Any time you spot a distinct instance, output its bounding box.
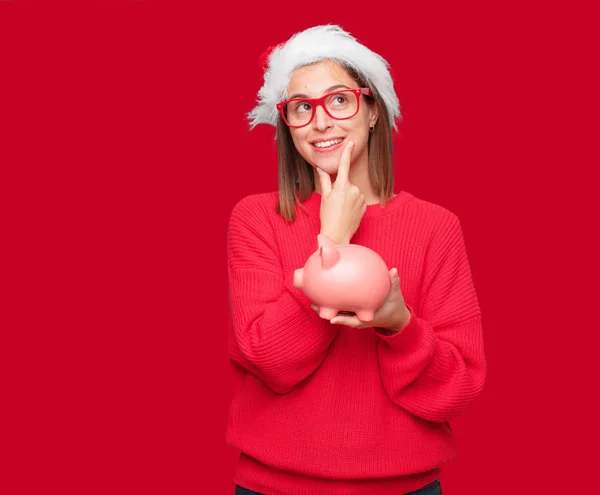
[276,87,372,128]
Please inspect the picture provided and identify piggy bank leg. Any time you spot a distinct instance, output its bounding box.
[319,307,339,320]
[355,310,375,321]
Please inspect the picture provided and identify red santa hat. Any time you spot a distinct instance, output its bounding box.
[248,24,401,131]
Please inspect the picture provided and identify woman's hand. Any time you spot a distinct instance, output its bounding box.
[317,141,367,245]
[312,268,411,334]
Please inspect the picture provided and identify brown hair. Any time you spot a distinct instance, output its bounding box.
[275,63,396,222]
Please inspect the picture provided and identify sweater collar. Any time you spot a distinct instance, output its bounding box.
[299,189,413,219]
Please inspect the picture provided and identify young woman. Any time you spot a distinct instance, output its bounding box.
[226,24,486,495]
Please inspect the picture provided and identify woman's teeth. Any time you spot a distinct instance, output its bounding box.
[313,138,343,148]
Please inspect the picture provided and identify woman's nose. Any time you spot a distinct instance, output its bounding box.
[313,105,332,131]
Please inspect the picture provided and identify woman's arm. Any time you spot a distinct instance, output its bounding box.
[227,196,340,394]
[375,212,487,422]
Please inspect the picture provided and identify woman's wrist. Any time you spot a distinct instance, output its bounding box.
[320,230,350,245]
[381,307,411,335]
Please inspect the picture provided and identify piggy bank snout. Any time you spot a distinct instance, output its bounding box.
[293,268,304,289]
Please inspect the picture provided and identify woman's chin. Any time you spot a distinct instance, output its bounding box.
[312,161,339,176]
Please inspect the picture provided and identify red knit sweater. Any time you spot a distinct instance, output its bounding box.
[225,189,486,494]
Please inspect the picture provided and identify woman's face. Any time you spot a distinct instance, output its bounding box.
[285,60,378,177]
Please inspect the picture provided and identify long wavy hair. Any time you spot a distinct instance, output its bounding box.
[275,64,396,222]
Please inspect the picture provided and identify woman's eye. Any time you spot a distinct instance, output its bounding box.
[297,103,311,113]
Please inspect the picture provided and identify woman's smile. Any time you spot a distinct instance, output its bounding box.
[310,136,346,152]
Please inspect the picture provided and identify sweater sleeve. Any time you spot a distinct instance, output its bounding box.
[375,212,486,423]
[226,196,340,394]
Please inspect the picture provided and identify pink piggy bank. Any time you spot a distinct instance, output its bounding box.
[294,234,391,321]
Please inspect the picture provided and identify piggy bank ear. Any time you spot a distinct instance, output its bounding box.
[320,245,340,269]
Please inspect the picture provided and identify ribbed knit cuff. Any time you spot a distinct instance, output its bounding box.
[373,304,436,355]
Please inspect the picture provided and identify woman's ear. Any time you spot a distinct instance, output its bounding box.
[368,106,379,129]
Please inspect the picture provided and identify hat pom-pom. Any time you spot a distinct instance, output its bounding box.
[259,43,283,70]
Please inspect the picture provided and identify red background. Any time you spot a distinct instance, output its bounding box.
[1,1,597,494]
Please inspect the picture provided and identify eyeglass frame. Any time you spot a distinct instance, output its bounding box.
[276,87,372,128]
